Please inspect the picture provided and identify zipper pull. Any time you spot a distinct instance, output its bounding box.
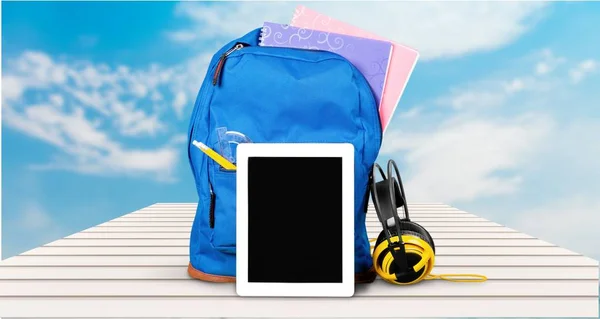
[212,43,245,86]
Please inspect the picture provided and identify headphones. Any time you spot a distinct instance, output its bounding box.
[369,159,487,285]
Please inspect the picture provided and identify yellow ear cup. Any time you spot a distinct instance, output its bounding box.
[372,234,435,285]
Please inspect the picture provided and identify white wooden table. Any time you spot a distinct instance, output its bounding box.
[0,203,597,317]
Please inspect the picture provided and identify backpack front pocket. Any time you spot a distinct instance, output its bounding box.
[207,146,237,254]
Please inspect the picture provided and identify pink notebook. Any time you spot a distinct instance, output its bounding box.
[291,5,419,133]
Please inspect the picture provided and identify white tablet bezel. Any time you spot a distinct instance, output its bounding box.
[236,143,355,297]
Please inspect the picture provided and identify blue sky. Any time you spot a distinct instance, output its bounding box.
[2,1,600,261]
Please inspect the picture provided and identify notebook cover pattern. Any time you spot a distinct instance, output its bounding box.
[259,21,392,108]
[291,5,419,133]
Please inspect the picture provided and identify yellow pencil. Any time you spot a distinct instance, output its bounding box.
[192,140,237,170]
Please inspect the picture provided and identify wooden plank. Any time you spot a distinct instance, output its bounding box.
[138,209,192,211]
[126,211,466,216]
[97,221,503,227]
[115,217,195,221]
[84,226,526,233]
[0,266,195,280]
[23,246,191,255]
[104,215,498,226]
[120,215,196,218]
[367,231,533,239]
[0,265,596,280]
[0,297,596,318]
[147,204,453,208]
[0,255,190,266]
[145,205,454,210]
[366,221,503,227]
[117,216,493,222]
[98,221,190,227]
[365,216,486,221]
[366,221,482,227]
[45,239,187,247]
[0,279,597,297]
[86,226,193,232]
[1,255,596,267]
[67,232,191,239]
[43,238,554,247]
[110,216,489,223]
[138,206,454,212]
[365,226,520,233]
[367,218,490,223]
[137,209,465,214]
[67,230,532,239]
[367,208,461,211]
[128,207,463,213]
[1,202,595,318]
[124,213,477,218]
[21,245,579,257]
[365,214,488,219]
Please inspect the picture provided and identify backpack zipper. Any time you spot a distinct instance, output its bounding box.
[212,43,246,86]
[208,187,216,228]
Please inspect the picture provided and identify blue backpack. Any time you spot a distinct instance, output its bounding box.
[187,28,383,283]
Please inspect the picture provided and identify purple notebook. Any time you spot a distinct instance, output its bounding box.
[259,22,393,107]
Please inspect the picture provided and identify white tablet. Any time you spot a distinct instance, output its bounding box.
[236,143,355,297]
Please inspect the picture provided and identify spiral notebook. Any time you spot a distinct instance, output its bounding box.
[259,22,393,108]
[290,5,420,133]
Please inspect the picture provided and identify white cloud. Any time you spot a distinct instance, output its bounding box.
[397,107,422,119]
[173,91,188,118]
[3,100,179,181]
[510,195,600,259]
[110,101,165,137]
[535,63,550,75]
[1,52,67,105]
[380,46,600,255]
[17,202,54,231]
[166,30,198,43]
[168,134,188,145]
[150,91,163,102]
[2,75,26,101]
[1,49,208,181]
[11,202,64,250]
[381,114,553,203]
[15,51,68,85]
[2,50,210,135]
[63,86,110,115]
[436,77,524,111]
[167,1,291,43]
[508,119,600,259]
[168,2,548,60]
[534,49,566,75]
[445,89,507,110]
[569,59,598,83]
[169,52,213,98]
[434,50,594,111]
[49,94,64,107]
[130,82,148,98]
[443,75,533,110]
[1,13,224,182]
[381,48,600,203]
[504,78,526,93]
[35,146,180,182]
[3,104,68,147]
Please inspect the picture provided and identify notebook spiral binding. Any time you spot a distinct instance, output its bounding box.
[258,25,269,46]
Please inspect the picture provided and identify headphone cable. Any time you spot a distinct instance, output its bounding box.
[369,238,488,283]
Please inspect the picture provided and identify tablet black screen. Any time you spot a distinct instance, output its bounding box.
[247,156,343,283]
